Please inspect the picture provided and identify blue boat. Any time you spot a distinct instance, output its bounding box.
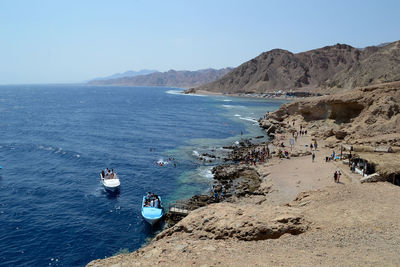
[141,195,163,226]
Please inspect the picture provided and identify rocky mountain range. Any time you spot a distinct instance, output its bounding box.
[87,68,233,88]
[192,41,400,94]
[91,69,158,81]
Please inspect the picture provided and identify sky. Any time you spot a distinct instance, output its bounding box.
[1,0,399,84]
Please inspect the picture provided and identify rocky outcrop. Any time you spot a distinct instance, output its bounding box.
[192,41,400,94]
[158,203,309,241]
[260,81,400,146]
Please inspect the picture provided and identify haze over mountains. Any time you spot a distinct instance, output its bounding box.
[193,40,400,94]
[92,69,158,81]
[88,68,233,88]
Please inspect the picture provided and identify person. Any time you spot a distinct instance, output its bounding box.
[310,143,313,150]
[146,192,151,201]
[214,191,219,202]
[337,170,341,183]
[305,130,307,135]
[278,149,284,159]
[334,171,338,183]
[332,151,336,160]
[154,197,160,208]
[314,140,318,150]
[351,162,355,173]
[312,153,315,162]
[101,170,105,178]
[104,168,109,178]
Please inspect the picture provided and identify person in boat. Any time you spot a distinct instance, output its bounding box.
[110,169,115,179]
[146,192,152,201]
[101,170,105,179]
[104,168,109,179]
[154,197,160,208]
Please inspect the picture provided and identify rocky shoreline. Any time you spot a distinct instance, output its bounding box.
[88,82,400,266]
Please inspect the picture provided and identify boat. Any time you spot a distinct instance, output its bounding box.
[141,195,163,225]
[100,171,120,191]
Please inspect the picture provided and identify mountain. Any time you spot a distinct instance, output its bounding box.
[87,68,233,88]
[91,69,158,81]
[192,41,400,94]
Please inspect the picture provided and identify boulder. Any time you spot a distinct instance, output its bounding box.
[266,125,277,134]
[334,130,347,139]
[373,146,393,153]
[323,128,334,138]
[360,173,385,183]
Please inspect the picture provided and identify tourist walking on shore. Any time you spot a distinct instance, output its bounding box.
[312,153,315,162]
[334,171,338,182]
[337,169,341,183]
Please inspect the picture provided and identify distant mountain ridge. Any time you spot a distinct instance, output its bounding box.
[192,41,400,94]
[91,69,158,81]
[88,68,233,88]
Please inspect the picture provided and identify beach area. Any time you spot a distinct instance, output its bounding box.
[88,85,400,266]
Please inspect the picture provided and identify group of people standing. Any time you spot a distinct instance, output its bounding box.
[144,192,161,208]
[242,145,270,165]
[101,168,116,179]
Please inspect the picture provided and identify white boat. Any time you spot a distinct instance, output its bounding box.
[141,195,163,225]
[100,172,120,191]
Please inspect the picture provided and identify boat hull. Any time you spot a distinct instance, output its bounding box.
[100,174,120,191]
[142,215,162,226]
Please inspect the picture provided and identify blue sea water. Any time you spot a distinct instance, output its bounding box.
[0,85,285,266]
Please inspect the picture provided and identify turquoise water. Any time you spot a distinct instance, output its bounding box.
[0,85,286,266]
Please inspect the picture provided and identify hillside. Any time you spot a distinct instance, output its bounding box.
[192,41,400,94]
[87,68,233,88]
[261,81,400,147]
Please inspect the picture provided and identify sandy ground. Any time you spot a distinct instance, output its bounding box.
[259,133,353,205]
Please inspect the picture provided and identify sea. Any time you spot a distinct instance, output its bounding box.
[0,85,286,266]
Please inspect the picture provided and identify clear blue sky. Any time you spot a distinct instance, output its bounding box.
[1,0,399,84]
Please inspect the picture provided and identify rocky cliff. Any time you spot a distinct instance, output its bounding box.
[260,81,400,146]
[87,68,233,88]
[193,41,400,94]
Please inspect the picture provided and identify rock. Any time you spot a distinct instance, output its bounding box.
[360,173,386,183]
[334,130,347,139]
[373,146,393,153]
[323,128,334,138]
[266,125,277,135]
[160,203,309,241]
